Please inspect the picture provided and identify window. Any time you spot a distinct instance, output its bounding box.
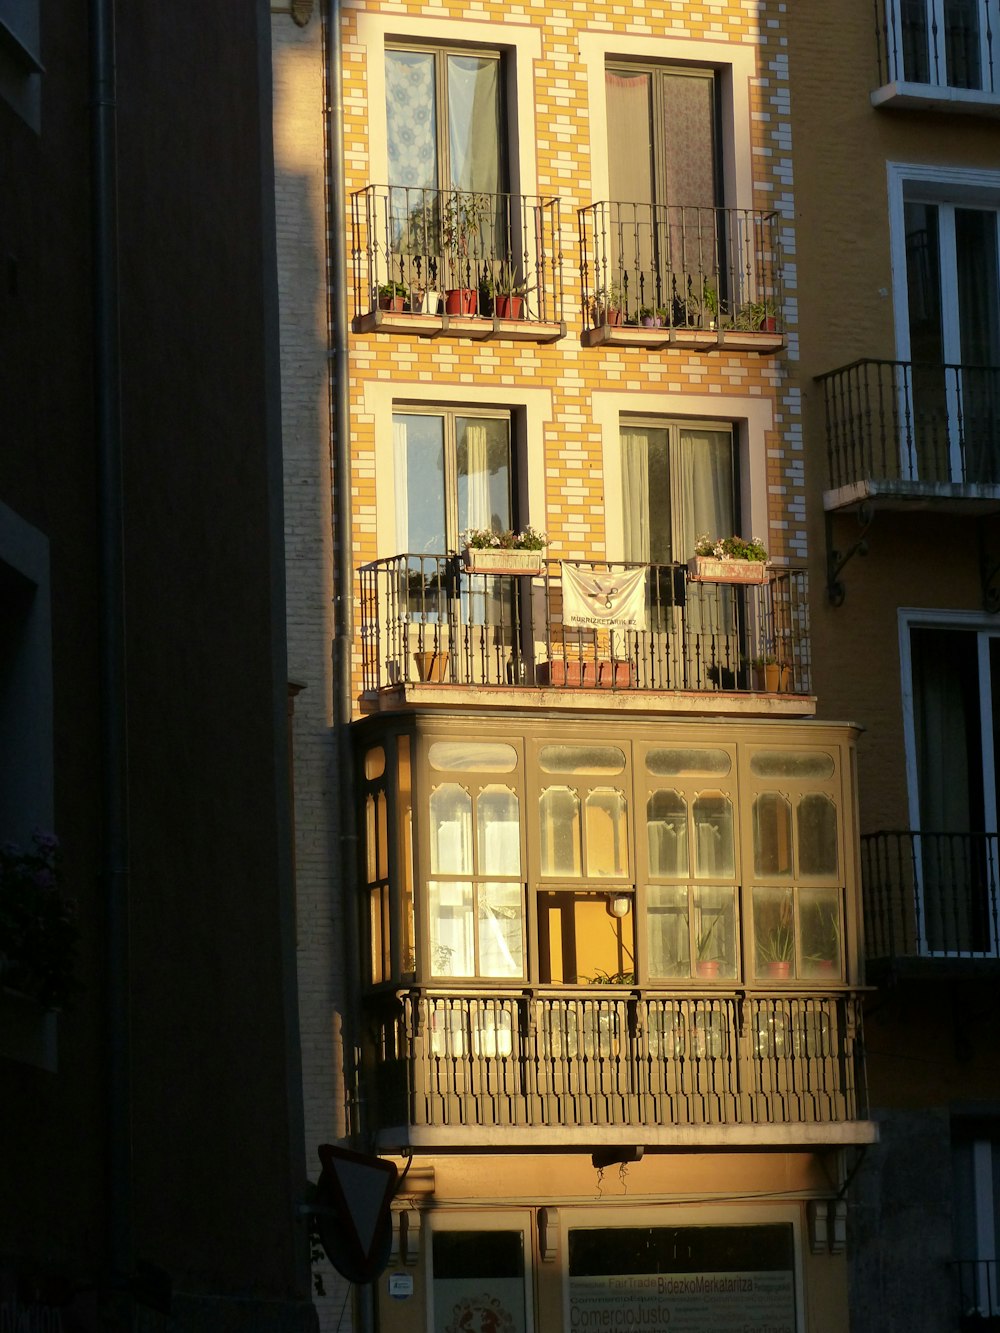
[952,1118,1000,1317]
[905,620,1000,954]
[394,408,513,556]
[621,419,737,565]
[431,1224,531,1333]
[893,0,995,91]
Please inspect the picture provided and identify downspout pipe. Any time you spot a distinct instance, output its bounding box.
[324,6,370,1325]
[89,0,132,1320]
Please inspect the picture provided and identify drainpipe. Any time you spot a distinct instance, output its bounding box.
[89,0,132,1322]
[324,4,370,1325]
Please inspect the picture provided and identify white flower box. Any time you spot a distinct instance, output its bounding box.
[463,547,545,575]
[688,555,769,585]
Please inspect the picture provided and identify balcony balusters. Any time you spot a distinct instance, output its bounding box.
[819,359,1000,494]
[861,831,1000,961]
[577,201,782,333]
[366,988,866,1132]
[358,555,810,697]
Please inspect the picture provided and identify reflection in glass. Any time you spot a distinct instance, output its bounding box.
[539,744,626,774]
[364,746,385,780]
[477,786,521,876]
[693,792,735,878]
[478,882,524,978]
[753,885,795,978]
[647,790,687,877]
[429,740,518,771]
[798,793,838,876]
[801,887,842,978]
[646,748,731,776]
[585,788,628,877]
[539,787,582,876]
[646,884,690,978]
[430,784,473,873]
[429,880,474,976]
[753,791,793,878]
[750,750,835,779]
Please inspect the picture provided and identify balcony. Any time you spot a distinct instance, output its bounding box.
[873,0,1000,114]
[364,986,870,1149]
[358,555,812,713]
[952,1259,1000,1327]
[818,359,1000,512]
[577,202,784,353]
[861,831,1000,972]
[350,185,565,341]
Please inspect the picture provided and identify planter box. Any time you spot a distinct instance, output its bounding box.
[687,555,769,585]
[537,659,634,688]
[463,547,544,576]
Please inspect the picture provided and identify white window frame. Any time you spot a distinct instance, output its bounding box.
[424,1209,535,1333]
[874,0,1000,107]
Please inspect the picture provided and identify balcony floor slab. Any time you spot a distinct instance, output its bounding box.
[375,1122,880,1154]
[361,684,817,717]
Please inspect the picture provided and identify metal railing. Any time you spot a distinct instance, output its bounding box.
[819,359,1000,493]
[874,0,998,94]
[365,987,866,1132]
[861,831,1000,961]
[350,184,563,323]
[358,555,810,696]
[953,1258,1000,1326]
[577,202,782,332]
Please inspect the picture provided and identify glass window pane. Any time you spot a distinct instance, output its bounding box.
[478,882,524,978]
[646,884,690,978]
[749,750,835,779]
[398,736,415,973]
[647,789,688,877]
[429,740,518,771]
[446,55,502,196]
[457,416,511,538]
[945,0,982,89]
[585,789,628,877]
[477,786,521,876]
[692,792,734,878]
[433,1229,527,1333]
[539,787,582,876]
[693,885,737,979]
[365,794,377,882]
[753,792,793,878]
[429,880,474,976]
[386,50,438,191]
[753,885,795,979]
[798,793,839,877]
[539,744,626,774]
[646,747,731,776]
[376,791,388,880]
[430,784,473,873]
[370,885,387,985]
[801,887,842,979]
[537,891,635,985]
[364,746,385,780]
[395,413,446,554]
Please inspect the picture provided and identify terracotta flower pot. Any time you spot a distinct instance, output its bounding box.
[445,288,477,316]
[494,294,524,320]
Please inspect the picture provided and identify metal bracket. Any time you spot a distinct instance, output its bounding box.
[826,502,874,607]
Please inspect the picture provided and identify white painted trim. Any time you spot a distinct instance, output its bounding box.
[424,1208,535,1333]
[354,13,542,195]
[593,390,773,563]
[362,380,552,557]
[579,31,757,212]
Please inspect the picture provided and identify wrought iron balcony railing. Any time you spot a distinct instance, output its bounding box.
[818,359,1000,497]
[365,987,867,1133]
[350,185,564,326]
[359,555,810,697]
[861,831,1000,962]
[577,202,782,336]
[874,0,999,97]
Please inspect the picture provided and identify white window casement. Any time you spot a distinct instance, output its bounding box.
[899,608,1000,956]
[874,0,1000,112]
[888,164,1000,487]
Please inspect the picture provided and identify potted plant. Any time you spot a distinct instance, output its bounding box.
[441,189,494,315]
[377,279,408,313]
[639,305,663,329]
[757,921,795,979]
[462,525,547,575]
[694,915,724,977]
[750,653,783,692]
[484,262,534,320]
[735,297,778,332]
[590,280,624,327]
[693,282,727,330]
[689,533,769,584]
[806,903,841,973]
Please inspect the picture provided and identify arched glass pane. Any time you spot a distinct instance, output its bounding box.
[753,791,792,878]
[539,787,582,876]
[647,790,688,877]
[429,783,472,873]
[692,792,735,878]
[539,744,626,774]
[750,750,835,779]
[798,793,839,876]
[646,747,731,776]
[429,740,517,772]
[585,789,628,877]
[364,746,385,780]
[477,786,521,876]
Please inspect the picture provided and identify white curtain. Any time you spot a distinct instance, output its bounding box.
[621,429,650,563]
[676,427,734,558]
[464,422,491,534]
[393,418,409,551]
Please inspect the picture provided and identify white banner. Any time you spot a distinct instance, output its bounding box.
[561,564,647,631]
[568,1269,794,1333]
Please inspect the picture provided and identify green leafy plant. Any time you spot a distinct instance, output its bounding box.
[757,923,795,965]
[696,914,724,962]
[484,261,535,299]
[586,968,636,985]
[441,190,494,264]
[0,831,79,1010]
[734,297,778,331]
[464,526,547,551]
[378,279,408,300]
[694,532,768,562]
[591,281,624,320]
[807,903,841,962]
